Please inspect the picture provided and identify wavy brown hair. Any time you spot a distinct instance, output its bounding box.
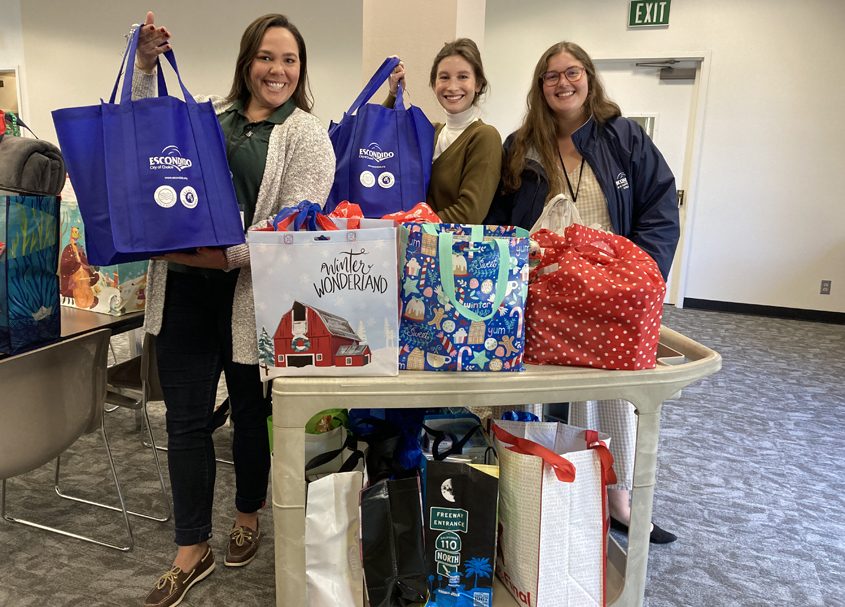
[226,14,313,112]
[502,41,621,196]
[428,38,488,104]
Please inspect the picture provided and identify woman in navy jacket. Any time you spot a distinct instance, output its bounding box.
[487,41,680,542]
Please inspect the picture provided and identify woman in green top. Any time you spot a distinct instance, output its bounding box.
[134,12,334,607]
[387,39,502,224]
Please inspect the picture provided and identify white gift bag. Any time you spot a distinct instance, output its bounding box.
[248,218,399,379]
[493,420,616,607]
[305,471,365,607]
[529,193,584,234]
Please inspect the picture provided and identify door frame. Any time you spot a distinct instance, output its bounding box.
[0,66,24,117]
[593,51,713,307]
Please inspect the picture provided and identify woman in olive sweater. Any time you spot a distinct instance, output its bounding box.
[387,39,501,223]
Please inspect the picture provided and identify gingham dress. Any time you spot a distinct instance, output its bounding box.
[562,160,636,490]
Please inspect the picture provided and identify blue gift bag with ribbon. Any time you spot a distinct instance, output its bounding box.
[398,223,529,372]
[52,23,244,266]
[325,57,434,217]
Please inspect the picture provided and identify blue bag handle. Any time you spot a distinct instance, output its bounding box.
[108,26,168,103]
[292,201,325,231]
[271,200,327,231]
[501,410,541,422]
[344,56,402,116]
[115,21,197,106]
[436,230,510,322]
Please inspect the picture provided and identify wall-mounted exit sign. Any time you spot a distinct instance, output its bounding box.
[629,0,671,27]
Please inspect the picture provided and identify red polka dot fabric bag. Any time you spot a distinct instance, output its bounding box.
[525,225,665,370]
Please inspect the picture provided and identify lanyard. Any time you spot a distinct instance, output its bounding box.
[558,148,585,203]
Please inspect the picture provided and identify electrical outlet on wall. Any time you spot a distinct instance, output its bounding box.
[820,280,831,295]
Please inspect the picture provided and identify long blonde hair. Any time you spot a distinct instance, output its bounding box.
[502,41,621,196]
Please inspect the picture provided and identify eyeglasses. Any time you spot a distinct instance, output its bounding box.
[540,66,586,87]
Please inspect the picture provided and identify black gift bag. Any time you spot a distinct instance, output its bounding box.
[360,476,428,606]
[423,460,499,607]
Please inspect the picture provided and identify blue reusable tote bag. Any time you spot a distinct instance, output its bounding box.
[52,23,244,266]
[325,57,434,217]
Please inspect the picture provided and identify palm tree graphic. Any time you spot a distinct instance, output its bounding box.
[463,557,492,589]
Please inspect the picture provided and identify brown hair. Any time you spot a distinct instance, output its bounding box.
[502,41,621,195]
[226,14,313,112]
[428,38,488,104]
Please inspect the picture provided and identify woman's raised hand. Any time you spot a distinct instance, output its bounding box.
[388,57,405,95]
[135,11,172,72]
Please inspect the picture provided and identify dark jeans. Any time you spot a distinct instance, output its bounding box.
[156,269,271,546]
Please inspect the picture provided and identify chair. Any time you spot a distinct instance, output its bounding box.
[55,331,172,522]
[0,329,134,551]
[127,333,234,467]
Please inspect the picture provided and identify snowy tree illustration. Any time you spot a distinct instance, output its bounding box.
[356,320,368,345]
[258,326,274,374]
[383,316,395,348]
[463,557,492,589]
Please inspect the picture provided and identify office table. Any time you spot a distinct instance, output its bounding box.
[0,308,143,360]
[60,307,144,339]
[271,326,721,607]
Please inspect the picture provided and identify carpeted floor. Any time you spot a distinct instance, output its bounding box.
[0,305,842,606]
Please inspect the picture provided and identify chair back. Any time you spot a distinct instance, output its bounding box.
[140,332,163,402]
[0,329,110,479]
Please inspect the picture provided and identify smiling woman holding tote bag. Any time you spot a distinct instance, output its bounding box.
[116,12,335,607]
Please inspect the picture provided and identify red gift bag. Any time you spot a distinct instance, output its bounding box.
[525,225,665,370]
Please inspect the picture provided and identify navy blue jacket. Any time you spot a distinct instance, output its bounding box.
[485,116,679,279]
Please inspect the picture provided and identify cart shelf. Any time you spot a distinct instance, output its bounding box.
[271,326,721,607]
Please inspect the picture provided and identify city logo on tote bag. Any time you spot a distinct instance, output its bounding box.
[52,22,244,266]
[325,57,434,218]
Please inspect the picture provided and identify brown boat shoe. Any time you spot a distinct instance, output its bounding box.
[144,546,215,607]
[224,522,261,567]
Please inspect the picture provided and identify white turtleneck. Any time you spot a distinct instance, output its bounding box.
[433,105,482,160]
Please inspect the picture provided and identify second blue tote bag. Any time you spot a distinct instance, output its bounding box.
[52,23,244,266]
[325,57,434,218]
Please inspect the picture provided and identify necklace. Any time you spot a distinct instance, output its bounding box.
[557,147,585,203]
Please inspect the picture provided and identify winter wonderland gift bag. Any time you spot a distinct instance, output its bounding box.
[493,420,616,607]
[398,223,529,372]
[325,57,434,217]
[0,194,60,355]
[52,23,244,265]
[525,225,665,370]
[248,217,399,378]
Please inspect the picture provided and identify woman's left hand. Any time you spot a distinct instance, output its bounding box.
[158,247,228,269]
[388,58,405,95]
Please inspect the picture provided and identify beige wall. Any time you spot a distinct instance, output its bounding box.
[18,0,362,142]
[361,0,485,120]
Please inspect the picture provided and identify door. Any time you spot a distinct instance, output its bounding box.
[594,58,702,305]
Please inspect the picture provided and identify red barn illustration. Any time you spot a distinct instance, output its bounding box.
[273,301,371,368]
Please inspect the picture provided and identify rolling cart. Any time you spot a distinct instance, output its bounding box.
[271,326,721,607]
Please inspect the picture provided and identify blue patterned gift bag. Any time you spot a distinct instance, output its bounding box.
[1,195,60,355]
[398,224,529,372]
